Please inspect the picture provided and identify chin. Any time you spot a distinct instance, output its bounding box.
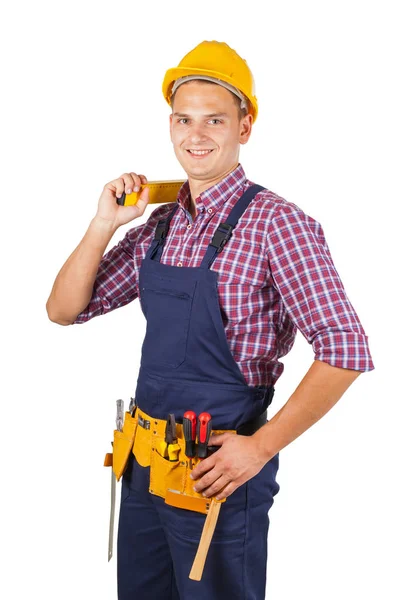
[185,166,216,179]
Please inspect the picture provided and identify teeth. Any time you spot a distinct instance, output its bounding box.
[188,149,213,155]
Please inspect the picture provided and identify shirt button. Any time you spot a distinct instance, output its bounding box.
[207,208,213,213]
[177,261,183,267]
[187,224,192,229]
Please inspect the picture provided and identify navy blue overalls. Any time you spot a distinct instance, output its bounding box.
[117,184,280,600]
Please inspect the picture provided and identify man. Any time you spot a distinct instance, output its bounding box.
[46,40,374,599]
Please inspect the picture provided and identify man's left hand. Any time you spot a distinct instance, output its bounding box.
[189,432,267,500]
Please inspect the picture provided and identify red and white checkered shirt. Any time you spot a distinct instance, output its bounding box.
[73,163,374,386]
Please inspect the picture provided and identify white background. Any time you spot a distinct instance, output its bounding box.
[1,1,399,598]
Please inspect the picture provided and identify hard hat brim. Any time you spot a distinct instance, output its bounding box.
[162,66,257,120]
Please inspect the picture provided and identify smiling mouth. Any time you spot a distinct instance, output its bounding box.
[186,149,214,156]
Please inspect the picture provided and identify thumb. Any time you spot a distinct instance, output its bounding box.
[208,433,228,446]
[134,185,150,215]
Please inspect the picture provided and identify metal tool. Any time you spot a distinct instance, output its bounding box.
[108,399,124,562]
[166,414,180,461]
[158,413,180,460]
[158,421,169,458]
[129,396,137,416]
[183,410,197,469]
[116,399,124,432]
[197,412,212,459]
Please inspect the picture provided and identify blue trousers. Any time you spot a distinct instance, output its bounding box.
[117,451,280,599]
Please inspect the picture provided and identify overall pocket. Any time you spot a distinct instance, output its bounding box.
[140,280,197,368]
[112,412,138,481]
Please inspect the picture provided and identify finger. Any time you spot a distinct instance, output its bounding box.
[215,482,237,500]
[138,174,148,185]
[117,172,142,194]
[192,467,223,493]
[107,179,125,199]
[128,172,143,192]
[208,433,227,446]
[190,455,217,480]
[116,173,133,194]
[199,474,229,498]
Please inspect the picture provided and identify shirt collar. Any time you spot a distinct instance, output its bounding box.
[176,163,247,214]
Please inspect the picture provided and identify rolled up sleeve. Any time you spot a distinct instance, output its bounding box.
[73,224,142,324]
[267,203,375,372]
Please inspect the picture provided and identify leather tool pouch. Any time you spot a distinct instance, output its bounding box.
[104,404,270,514]
[104,411,138,482]
[132,408,236,514]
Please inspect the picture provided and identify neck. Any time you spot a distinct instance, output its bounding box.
[188,163,239,208]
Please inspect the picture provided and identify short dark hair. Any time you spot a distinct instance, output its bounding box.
[170,79,248,120]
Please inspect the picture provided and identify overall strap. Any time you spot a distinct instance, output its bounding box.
[200,184,265,270]
[147,202,180,261]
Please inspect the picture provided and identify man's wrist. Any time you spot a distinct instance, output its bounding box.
[90,215,118,236]
[252,423,277,463]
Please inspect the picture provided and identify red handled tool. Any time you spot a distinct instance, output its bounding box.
[197,412,212,459]
[183,410,197,469]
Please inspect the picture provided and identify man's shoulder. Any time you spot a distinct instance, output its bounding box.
[250,183,305,218]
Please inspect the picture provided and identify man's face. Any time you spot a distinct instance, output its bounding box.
[169,81,252,184]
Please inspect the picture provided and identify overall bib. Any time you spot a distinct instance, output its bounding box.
[117,184,280,600]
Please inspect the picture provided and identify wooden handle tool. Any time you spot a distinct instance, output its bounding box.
[189,497,222,581]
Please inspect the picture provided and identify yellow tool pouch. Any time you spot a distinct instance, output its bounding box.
[104,411,138,482]
[132,407,237,515]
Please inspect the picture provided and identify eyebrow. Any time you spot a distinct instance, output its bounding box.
[172,112,229,118]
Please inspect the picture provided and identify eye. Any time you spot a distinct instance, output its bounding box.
[209,119,222,125]
[178,118,189,124]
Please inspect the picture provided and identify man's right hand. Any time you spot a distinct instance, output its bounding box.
[94,172,151,230]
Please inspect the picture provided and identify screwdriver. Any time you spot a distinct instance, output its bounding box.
[183,410,197,469]
[197,412,212,459]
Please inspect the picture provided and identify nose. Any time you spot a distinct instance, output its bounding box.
[188,123,209,145]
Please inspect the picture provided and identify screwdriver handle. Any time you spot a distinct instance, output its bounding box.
[183,411,197,458]
[197,412,212,459]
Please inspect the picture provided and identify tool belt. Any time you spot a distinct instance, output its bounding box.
[104,404,269,515]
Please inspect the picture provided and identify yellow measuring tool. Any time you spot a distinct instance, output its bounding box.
[116,180,186,206]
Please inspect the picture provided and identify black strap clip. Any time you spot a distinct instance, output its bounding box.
[210,222,234,253]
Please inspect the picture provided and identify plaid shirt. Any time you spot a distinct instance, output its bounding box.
[73,163,374,386]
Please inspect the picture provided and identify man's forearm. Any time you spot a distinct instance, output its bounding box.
[46,216,118,325]
[252,359,362,461]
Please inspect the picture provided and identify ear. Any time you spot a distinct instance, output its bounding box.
[169,113,173,140]
[239,114,253,145]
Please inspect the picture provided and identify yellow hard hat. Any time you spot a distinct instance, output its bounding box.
[162,40,258,122]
